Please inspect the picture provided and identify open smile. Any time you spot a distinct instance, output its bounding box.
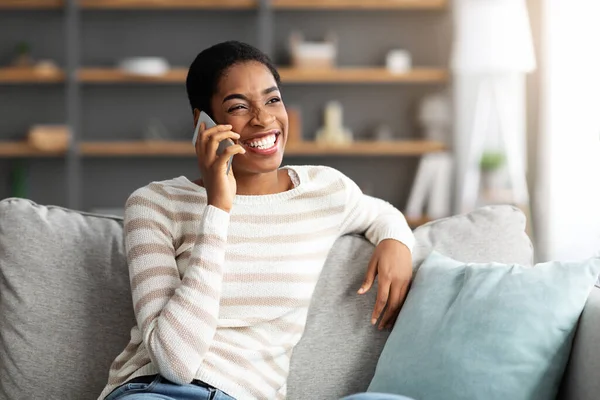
[241,130,282,155]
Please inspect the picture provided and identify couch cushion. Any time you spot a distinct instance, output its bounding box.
[0,198,134,400]
[287,204,534,400]
[367,251,600,400]
[557,286,600,400]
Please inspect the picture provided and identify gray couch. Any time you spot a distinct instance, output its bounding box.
[0,197,598,400]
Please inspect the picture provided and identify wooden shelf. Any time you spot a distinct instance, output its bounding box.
[80,140,445,157]
[279,67,448,84]
[78,67,447,84]
[284,140,445,155]
[0,0,63,8]
[79,68,187,83]
[0,142,66,157]
[272,0,447,10]
[0,67,65,83]
[79,0,257,8]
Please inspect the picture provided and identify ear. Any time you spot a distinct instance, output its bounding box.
[193,108,201,128]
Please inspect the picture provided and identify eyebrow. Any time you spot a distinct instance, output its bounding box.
[222,86,280,103]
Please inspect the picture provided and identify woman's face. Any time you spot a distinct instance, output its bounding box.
[209,61,288,175]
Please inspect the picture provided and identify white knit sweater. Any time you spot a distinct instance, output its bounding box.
[99,165,415,400]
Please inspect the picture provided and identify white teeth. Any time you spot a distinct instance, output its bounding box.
[248,134,276,149]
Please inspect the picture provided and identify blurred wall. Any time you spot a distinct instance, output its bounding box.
[0,8,451,212]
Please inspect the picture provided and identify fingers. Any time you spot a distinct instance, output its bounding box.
[371,278,390,326]
[358,258,378,294]
[378,282,407,330]
[205,131,241,162]
[215,144,246,172]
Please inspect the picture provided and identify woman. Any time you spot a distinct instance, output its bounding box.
[99,41,415,400]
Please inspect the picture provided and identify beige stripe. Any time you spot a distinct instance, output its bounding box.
[176,251,191,263]
[170,184,204,193]
[270,318,306,336]
[131,266,180,292]
[186,257,222,274]
[230,326,273,347]
[128,243,174,261]
[110,347,149,372]
[127,195,199,222]
[127,195,173,219]
[227,226,337,244]
[174,233,225,251]
[203,359,272,399]
[134,287,175,316]
[220,296,311,308]
[180,276,220,301]
[155,330,192,380]
[149,183,206,204]
[290,179,344,200]
[230,205,344,224]
[171,292,219,327]
[163,308,209,354]
[226,250,328,263]
[125,217,171,238]
[109,352,151,384]
[223,272,320,283]
[214,332,289,378]
[307,167,324,180]
[210,345,284,389]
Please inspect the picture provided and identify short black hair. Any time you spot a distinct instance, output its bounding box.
[186,41,281,118]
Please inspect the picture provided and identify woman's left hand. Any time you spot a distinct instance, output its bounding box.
[358,239,413,330]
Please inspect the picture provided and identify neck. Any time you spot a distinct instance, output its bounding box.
[235,169,288,195]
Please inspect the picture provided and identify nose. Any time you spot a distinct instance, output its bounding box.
[250,106,275,127]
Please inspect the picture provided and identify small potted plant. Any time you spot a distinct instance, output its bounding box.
[13,42,33,67]
[480,150,506,193]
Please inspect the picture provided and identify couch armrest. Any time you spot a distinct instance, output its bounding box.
[558,286,600,400]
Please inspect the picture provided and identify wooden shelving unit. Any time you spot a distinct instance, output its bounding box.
[0,67,65,84]
[0,0,63,8]
[278,67,447,84]
[79,0,257,9]
[272,0,447,10]
[78,68,187,83]
[79,140,445,157]
[78,67,447,84]
[0,143,65,157]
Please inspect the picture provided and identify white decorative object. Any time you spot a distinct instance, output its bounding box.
[418,92,452,144]
[290,32,337,69]
[452,0,536,214]
[386,49,412,73]
[406,92,454,220]
[119,57,170,76]
[315,101,353,144]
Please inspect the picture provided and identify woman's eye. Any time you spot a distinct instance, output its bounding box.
[228,105,247,112]
[267,97,281,104]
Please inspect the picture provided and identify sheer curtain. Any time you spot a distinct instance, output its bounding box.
[534,0,600,261]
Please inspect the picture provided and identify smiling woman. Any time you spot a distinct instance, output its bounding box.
[97,41,416,400]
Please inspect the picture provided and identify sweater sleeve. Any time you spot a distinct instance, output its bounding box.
[338,174,415,252]
[124,186,229,384]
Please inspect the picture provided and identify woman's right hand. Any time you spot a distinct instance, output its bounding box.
[195,122,246,213]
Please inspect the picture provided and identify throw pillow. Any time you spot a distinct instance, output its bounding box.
[368,251,600,400]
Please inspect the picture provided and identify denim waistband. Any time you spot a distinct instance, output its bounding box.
[128,374,215,390]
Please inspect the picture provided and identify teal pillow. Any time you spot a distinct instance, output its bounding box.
[368,251,600,400]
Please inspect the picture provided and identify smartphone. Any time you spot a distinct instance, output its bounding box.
[193,111,234,174]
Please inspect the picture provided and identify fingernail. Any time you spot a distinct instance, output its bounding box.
[371,318,377,325]
[357,288,364,294]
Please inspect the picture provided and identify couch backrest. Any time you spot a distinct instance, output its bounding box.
[0,198,534,400]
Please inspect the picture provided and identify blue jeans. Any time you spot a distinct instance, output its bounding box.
[341,394,415,400]
[104,375,235,400]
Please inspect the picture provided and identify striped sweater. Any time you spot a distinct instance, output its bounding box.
[99,165,415,400]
